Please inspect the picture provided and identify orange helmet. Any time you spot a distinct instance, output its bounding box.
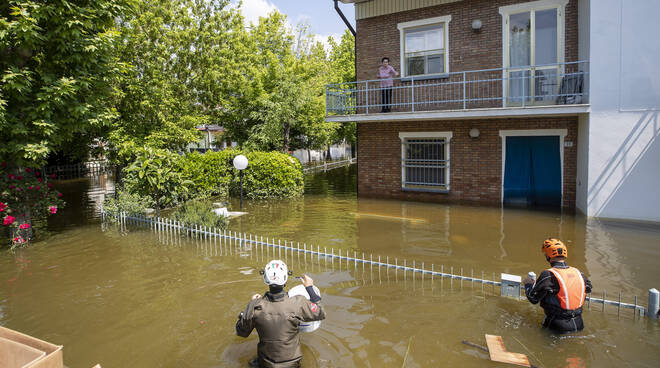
[541,238,568,259]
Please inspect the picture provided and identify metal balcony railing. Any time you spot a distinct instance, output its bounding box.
[326,60,589,116]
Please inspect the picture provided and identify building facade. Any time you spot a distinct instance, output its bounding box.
[328,0,660,222]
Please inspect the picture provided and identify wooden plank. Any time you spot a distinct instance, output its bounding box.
[485,334,530,367]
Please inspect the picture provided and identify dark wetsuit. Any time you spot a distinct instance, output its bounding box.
[525,261,592,333]
[236,286,325,368]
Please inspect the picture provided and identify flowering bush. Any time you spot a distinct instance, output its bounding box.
[0,163,64,248]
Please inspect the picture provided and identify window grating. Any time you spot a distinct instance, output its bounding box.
[402,138,448,190]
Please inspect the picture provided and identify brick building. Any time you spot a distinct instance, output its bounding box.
[328,0,660,221]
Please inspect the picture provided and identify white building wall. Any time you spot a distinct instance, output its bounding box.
[586,0,660,222]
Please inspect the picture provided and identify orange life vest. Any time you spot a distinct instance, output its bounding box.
[546,267,586,310]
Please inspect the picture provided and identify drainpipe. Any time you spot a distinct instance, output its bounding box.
[333,0,359,194]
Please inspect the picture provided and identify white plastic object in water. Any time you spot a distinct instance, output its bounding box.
[288,284,322,333]
[213,207,229,217]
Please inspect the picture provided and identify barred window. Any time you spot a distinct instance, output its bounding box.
[400,132,452,191]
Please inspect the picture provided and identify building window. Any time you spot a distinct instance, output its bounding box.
[398,15,451,77]
[399,132,452,191]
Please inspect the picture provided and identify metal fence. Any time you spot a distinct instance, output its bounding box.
[303,158,357,174]
[326,60,589,115]
[45,160,113,180]
[103,210,659,320]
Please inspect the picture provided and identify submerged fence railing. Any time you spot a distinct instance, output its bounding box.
[103,210,659,320]
[46,160,113,180]
[303,157,357,174]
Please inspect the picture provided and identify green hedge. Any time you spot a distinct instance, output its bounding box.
[181,151,234,199]
[180,149,303,200]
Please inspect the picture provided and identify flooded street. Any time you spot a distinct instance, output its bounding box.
[1,166,659,367]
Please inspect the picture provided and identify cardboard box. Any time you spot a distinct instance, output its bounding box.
[0,326,63,368]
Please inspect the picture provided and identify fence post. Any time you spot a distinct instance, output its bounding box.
[649,288,659,319]
[365,81,369,114]
[411,78,415,112]
[462,71,466,109]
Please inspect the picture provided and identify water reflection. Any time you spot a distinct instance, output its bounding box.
[1,167,659,367]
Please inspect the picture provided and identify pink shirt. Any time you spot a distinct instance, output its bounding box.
[378,65,397,87]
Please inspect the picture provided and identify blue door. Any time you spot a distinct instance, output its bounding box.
[503,136,561,207]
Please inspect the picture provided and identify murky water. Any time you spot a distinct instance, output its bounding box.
[1,167,659,367]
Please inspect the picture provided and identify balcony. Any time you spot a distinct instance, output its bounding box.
[326,61,589,122]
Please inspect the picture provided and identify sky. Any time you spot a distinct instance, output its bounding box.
[232,0,356,47]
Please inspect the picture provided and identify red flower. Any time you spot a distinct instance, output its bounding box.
[0,202,6,209]
[36,186,41,190]
[9,185,15,189]
[58,193,63,198]
[35,171,40,177]
[25,168,32,173]
[28,186,33,190]
[19,223,30,230]
[49,206,57,214]
[3,215,15,226]
[47,183,53,188]
[8,174,15,180]
[0,208,4,212]
[17,176,23,180]
[37,178,43,183]
[50,174,56,179]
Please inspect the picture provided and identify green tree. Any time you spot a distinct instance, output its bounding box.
[327,30,356,151]
[223,12,336,153]
[0,0,132,166]
[109,0,251,163]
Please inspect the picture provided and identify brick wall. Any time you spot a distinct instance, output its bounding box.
[356,0,579,82]
[357,117,578,208]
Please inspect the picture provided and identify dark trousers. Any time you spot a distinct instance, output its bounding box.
[381,87,392,112]
[543,314,584,333]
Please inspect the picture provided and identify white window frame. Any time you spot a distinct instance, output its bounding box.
[397,15,452,78]
[499,129,567,204]
[399,131,453,192]
[499,0,568,106]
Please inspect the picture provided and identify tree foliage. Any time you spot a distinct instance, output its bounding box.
[108,0,252,163]
[0,0,132,166]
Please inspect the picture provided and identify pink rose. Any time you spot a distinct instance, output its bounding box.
[8,174,15,180]
[49,206,57,214]
[0,208,4,212]
[19,223,30,230]
[48,183,53,188]
[50,174,56,179]
[36,186,41,190]
[17,176,23,180]
[58,193,63,198]
[35,171,40,177]
[25,168,32,173]
[9,185,15,189]
[3,215,15,226]
[37,178,43,183]
[0,202,5,209]
[28,186,33,190]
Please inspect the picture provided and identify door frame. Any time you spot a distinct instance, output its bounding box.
[499,129,567,205]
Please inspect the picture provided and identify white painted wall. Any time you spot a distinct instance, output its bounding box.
[586,0,660,222]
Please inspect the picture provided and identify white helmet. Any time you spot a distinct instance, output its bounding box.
[263,260,289,286]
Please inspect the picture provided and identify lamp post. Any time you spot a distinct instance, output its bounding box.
[233,154,248,209]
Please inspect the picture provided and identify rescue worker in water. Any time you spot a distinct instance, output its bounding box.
[524,238,593,333]
[236,260,325,368]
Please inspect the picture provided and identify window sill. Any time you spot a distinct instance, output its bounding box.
[401,73,450,82]
[402,187,450,194]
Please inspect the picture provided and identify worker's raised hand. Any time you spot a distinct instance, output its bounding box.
[251,293,262,300]
[300,274,314,287]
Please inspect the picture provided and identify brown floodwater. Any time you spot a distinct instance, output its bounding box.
[1,166,659,367]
